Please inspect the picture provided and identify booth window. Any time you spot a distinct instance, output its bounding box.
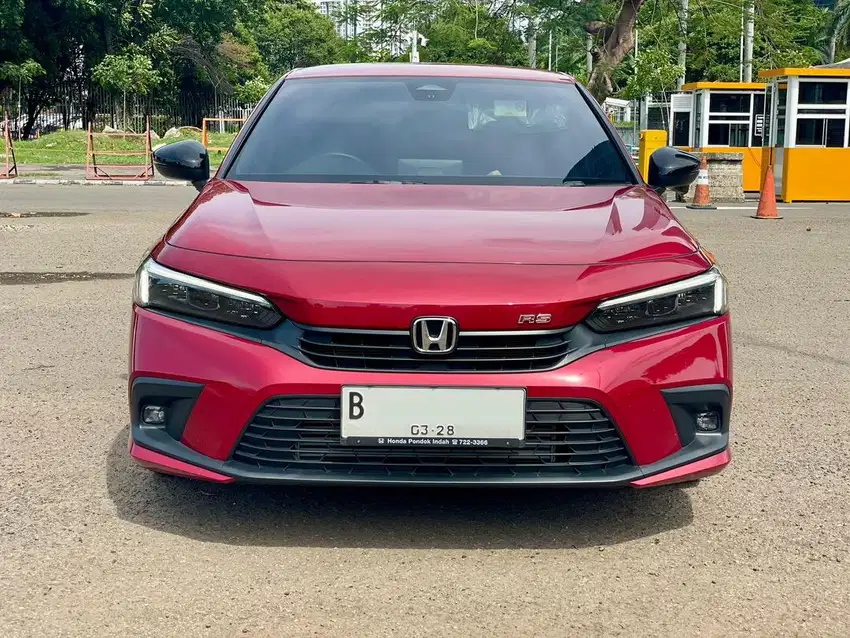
[673,112,690,146]
[708,122,749,146]
[751,94,766,146]
[795,118,846,147]
[710,93,750,113]
[775,87,787,147]
[798,81,847,105]
[795,80,849,147]
[706,92,752,147]
[694,95,702,147]
[762,90,773,146]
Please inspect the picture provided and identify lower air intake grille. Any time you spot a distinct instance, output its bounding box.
[231,396,633,478]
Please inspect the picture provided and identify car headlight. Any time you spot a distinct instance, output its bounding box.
[586,266,727,333]
[134,258,282,328]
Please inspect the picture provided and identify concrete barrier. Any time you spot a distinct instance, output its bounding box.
[676,152,744,203]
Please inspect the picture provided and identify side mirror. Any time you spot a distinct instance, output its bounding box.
[153,140,210,192]
[647,147,700,194]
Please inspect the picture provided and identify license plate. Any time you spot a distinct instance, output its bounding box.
[340,386,526,447]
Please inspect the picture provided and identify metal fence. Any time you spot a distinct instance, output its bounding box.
[0,83,255,139]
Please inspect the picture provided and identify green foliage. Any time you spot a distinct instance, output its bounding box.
[235,76,271,103]
[334,0,525,66]
[340,38,379,64]
[0,0,25,59]
[93,52,161,95]
[621,47,684,99]
[423,3,526,66]
[0,59,45,84]
[674,0,827,82]
[0,0,843,141]
[254,2,344,75]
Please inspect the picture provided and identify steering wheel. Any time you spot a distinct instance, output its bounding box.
[313,152,372,171]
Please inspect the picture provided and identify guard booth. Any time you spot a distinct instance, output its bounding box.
[669,82,767,192]
[758,66,850,202]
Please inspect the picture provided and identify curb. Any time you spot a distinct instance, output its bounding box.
[0,178,191,187]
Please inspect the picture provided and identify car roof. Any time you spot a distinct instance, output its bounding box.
[286,63,576,84]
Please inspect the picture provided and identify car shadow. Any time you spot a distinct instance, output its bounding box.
[106,426,695,549]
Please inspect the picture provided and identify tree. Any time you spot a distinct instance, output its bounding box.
[93,51,161,130]
[687,0,827,81]
[620,46,684,99]
[255,1,344,76]
[0,0,25,61]
[568,0,829,101]
[423,3,525,66]
[0,60,45,134]
[826,0,850,62]
[1,0,262,137]
[93,53,161,96]
[586,0,646,102]
[235,76,271,103]
[0,0,838,138]
[328,0,525,66]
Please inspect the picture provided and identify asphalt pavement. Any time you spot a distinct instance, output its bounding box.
[1,185,848,636]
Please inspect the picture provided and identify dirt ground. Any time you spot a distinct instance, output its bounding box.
[1,186,848,636]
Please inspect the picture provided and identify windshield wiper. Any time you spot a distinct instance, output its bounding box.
[347,179,427,184]
[561,177,627,185]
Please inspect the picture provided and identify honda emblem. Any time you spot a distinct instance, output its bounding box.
[411,317,458,354]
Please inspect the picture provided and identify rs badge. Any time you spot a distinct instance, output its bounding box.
[517,313,552,325]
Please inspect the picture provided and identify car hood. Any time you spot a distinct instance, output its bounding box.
[164,179,700,266]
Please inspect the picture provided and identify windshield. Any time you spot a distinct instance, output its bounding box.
[227,76,635,186]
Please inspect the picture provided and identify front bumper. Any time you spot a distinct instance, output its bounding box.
[129,308,732,488]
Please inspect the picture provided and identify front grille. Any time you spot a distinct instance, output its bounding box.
[231,396,633,478]
[294,326,575,372]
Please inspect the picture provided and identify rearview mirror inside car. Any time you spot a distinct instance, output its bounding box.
[647,147,701,194]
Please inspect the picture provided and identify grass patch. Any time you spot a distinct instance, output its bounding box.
[12,129,236,167]
[13,130,89,164]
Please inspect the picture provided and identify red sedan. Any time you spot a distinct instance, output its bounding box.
[131,63,730,487]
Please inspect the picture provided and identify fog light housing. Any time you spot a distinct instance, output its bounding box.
[695,411,721,432]
[142,405,167,426]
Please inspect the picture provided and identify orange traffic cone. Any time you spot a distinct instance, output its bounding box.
[687,155,717,210]
[752,164,782,220]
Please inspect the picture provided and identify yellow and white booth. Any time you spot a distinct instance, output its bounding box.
[758,66,850,202]
[669,81,767,192]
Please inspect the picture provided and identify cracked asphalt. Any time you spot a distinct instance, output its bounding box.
[1,186,848,636]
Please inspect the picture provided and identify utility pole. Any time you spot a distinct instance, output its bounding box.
[17,76,22,139]
[677,0,689,89]
[635,27,639,69]
[411,29,419,63]
[548,30,553,71]
[739,0,745,82]
[555,32,560,71]
[586,32,593,77]
[743,0,754,82]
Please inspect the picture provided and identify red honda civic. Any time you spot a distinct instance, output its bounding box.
[131,63,731,487]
